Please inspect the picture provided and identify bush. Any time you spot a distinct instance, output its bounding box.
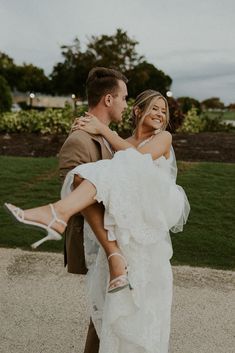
[0,75,12,112]
[177,108,204,133]
[201,113,234,132]
[0,104,75,134]
[177,108,234,133]
[110,99,134,136]
[5,99,230,136]
[0,100,135,136]
[166,97,185,133]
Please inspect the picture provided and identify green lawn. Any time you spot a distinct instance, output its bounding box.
[0,156,63,252]
[173,161,235,270]
[0,156,234,270]
[202,110,235,121]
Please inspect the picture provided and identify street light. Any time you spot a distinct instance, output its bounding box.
[166,91,173,98]
[29,92,35,108]
[71,94,76,111]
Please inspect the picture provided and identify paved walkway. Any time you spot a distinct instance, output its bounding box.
[0,248,234,353]
[224,119,235,126]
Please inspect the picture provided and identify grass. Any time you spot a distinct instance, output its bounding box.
[202,110,235,121]
[0,156,63,252]
[172,161,235,270]
[0,156,234,270]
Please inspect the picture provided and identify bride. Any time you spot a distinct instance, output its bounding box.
[5,90,190,353]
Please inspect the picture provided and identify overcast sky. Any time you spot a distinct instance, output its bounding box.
[1,0,234,104]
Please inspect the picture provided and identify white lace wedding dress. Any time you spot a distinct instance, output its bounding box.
[61,139,190,353]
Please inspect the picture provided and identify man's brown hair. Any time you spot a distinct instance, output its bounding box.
[86,67,128,107]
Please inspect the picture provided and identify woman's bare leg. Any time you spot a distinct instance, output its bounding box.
[8,179,127,286]
[14,180,97,234]
[83,204,127,282]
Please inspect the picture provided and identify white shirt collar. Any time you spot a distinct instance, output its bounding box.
[102,137,114,156]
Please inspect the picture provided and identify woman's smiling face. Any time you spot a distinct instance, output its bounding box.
[142,98,167,131]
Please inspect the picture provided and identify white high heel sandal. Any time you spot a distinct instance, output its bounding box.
[107,252,133,293]
[4,203,67,249]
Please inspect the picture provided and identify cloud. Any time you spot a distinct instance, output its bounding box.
[150,49,235,103]
[172,70,235,104]
[0,0,235,103]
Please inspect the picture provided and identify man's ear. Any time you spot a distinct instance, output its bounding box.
[104,94,113,107]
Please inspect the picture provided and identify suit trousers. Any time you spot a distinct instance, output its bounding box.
[84,319,99,353]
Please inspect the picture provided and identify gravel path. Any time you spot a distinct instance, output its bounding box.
[0,248,234,353]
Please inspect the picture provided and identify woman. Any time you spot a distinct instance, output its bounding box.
[5,90,190,353]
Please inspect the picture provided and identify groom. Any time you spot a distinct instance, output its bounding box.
[59,67,128,353]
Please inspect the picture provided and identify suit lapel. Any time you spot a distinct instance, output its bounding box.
[91,135,113,159]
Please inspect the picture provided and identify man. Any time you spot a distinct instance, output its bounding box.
[59,67,128,353]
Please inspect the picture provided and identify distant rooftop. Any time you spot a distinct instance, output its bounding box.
[12,93,82,109]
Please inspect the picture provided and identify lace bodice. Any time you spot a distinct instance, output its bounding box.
[138,135,173,171]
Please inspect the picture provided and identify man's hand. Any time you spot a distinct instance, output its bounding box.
[73,174,84,188]
[72,174,107,243]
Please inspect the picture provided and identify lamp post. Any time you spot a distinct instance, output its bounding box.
[29,93,35,108]
[166,91,173,98]
[71,94,76,112]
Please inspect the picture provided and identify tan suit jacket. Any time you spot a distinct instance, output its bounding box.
[59,129,113,274]
[59,130,113,353]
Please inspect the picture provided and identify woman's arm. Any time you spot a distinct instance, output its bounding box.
[137,131,172,160]
[73,114,133,151]
[100,125,133,150]
[72,114,172,159]
[101,126,172,159]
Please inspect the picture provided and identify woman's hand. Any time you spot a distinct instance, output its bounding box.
[70,113,104,135]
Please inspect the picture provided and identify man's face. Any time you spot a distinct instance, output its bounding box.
[109,80,128,123]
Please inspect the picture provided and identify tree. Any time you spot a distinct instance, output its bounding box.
[15,64,51,93]
[177,96,201,114]
[126,61,172,98]
[51,29,143,97]
[0,51,51,93]
[0,52,14,69]
[51,29,172,99]
[86,28,142,71]
[0,75,12,112]
[50,38,94,97]
[227,103,235,111]
[201,97,224,110]
[0,52,17,89]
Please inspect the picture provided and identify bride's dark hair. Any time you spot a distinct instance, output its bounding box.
[132,90,170,133]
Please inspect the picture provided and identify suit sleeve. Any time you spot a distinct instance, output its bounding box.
[59,132,95,181]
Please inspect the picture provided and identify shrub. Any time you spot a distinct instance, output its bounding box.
[200,112,234,132]
[177,108,204,133]
[167,97,185,133]
[110,99,134,136]
[177,108,234,133]
[0,100,135,136]
[0,104,75,134]
[4,99,230,136]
